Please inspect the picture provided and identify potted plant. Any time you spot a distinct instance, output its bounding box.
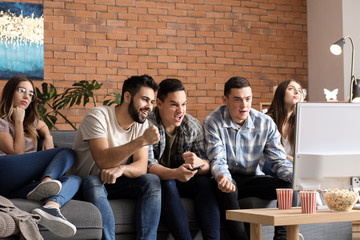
[36,80,121,130]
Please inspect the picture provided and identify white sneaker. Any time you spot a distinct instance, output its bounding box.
[27,180,62,201]
[299,233,304,240]
[32,206,76,238]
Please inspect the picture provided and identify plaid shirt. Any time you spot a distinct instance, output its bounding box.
[148,107,208,168]
[203,105,293,182]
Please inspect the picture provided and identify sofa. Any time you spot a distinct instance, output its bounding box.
[2,130,353,240]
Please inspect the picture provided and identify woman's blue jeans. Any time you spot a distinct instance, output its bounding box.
[0,147,81,207]
[161,175,220,240]
[82,174,161,240]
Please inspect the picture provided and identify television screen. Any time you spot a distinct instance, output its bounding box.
[293,102,360,190]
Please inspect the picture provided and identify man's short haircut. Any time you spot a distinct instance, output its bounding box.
[224,76,251,97]
[120,74,158,103]
[157,78,185,102]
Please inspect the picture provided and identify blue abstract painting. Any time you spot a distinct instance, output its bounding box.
[0,1,44,80]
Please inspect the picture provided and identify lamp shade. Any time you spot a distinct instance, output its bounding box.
[330,38,345,55]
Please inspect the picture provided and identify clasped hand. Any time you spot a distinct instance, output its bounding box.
[175,164,197,182]
[101,165,125,184]
[12,107,25,123]
[217,175,236,193]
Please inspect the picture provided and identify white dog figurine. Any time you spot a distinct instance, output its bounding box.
[324,88,338,101]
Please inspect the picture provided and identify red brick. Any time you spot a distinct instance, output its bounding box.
[139,56,157,62]
[97,67,118,75]
[45,1,65,8]
[87,4,108,12]
[54,52,75,59]
[46,16,64,23]
[65,59,86,66]
[178,56,196,62]
[75,67,96,74]
[87,46,108,54]
[129,48,149,55]
[128,34,148,41]
[65,3,86,10]
[168,63,187,70]
[66,45,87,52]
[158,56,177,63]
[178,70,196,77]
[98,12,118,19]
[86,60,107,68]
[54,9,76,17]
[96,40,117,47]
[53,23,75,31]
[45,44,65,51]
[76,53,96,60]
[157,43,176,49]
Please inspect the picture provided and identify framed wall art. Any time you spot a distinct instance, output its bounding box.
[0,1,44,80]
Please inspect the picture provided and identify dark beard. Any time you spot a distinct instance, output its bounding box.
[128,98,147,123]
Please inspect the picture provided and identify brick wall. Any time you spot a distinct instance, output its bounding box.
[0,0,308,129]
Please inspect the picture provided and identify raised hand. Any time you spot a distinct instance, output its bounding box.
[182,151,202,167]
[142,125,160,146]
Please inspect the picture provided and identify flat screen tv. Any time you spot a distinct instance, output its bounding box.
[292,102,360,190]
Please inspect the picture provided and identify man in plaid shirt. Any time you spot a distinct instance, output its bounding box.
[204,76,293,240]
[148,78,220,240]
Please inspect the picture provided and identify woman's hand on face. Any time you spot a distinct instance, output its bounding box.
[12,107,25,124]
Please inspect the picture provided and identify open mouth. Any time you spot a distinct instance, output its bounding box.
[140,109,149,117]
[174,115,183,122]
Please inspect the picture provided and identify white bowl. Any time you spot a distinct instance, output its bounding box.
[322,189,358,211]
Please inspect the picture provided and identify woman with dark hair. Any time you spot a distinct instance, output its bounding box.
[267,79,303,161]
[0,75,81,238]
[262,79,303,175]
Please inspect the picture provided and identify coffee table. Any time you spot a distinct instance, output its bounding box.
[226,207,360,240]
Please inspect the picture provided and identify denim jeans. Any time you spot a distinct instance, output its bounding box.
[82,174,161,240]
[215,174,292,240]
[0,147,81,207]
[161,175,220,240]
[81,175,115,240]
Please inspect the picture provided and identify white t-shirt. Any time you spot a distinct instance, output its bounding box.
[69,106,149,178]
[283,136,294,157]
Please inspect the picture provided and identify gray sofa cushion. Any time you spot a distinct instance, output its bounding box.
[9,199,102,240]
[51,130,76,149]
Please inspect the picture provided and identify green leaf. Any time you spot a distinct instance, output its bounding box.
[103,93,122,106]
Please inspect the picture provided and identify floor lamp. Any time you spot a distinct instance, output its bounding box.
[330,36,360,102]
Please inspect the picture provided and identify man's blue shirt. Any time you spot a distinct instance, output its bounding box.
[203,105,292,182]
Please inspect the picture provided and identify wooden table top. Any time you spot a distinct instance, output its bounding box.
[226,207,360,226]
